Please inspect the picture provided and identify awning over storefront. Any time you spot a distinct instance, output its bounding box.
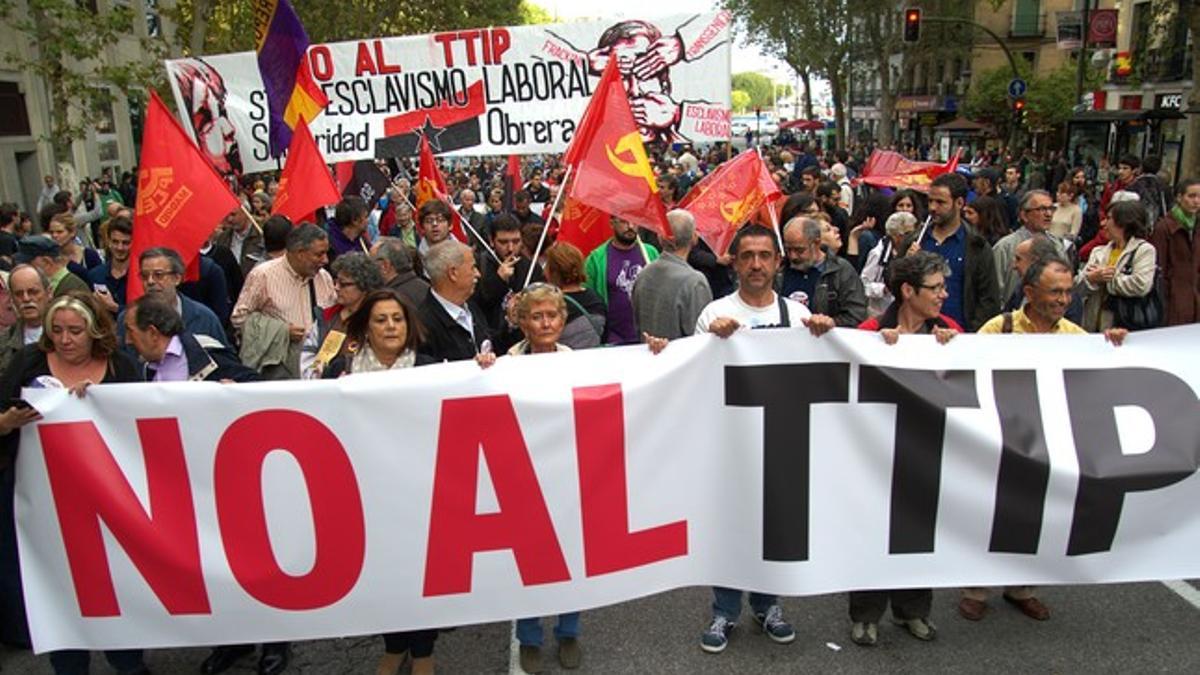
[1070,109,1184,122]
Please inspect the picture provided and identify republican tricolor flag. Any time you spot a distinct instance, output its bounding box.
[253,0,328,158]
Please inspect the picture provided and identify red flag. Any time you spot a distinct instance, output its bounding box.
[555,197,611,257]
[506,155,522,209]
[129,91,240,301]
[679,151,781,256]
[563,59,667,236]
[854,149,961,192]
[415,133,466,243]
[272,119,340,224]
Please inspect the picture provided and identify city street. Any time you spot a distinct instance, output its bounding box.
[3,580,1199,673]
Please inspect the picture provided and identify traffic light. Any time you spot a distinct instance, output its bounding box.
[903,8,921,43]
[1012,98,1026,124]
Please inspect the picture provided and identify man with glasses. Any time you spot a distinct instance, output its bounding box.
[966,255,1126,622]
[779,216,866,326]
[992,190,1068,304]
[0,265,50,374]
[117,247,229,348]
[903,173,1000,331]
[417,200,454,260]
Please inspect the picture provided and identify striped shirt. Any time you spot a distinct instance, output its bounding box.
[231,255,336,330]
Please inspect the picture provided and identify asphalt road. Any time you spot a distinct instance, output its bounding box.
[3,581,1199,674]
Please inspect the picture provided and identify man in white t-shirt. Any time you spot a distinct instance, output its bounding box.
[694,223,835,655]
[695,224,835,338]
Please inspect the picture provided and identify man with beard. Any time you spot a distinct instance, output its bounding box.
[584,216,659,345]
[779,217,867,326]
[903,173,1000,331]
[0,265,50,374]
[87,215,133,312]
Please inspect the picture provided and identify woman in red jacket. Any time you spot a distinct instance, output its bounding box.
[848,251,959,647]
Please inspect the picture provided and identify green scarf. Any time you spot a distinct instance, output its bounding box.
[1172,204,1196,234]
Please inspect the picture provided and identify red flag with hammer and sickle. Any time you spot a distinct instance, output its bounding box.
[679,150,781,256]
[562,58,667,237]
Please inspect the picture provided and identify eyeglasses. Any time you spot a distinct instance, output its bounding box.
[523,282,562,295]
[138,270,177,282]
[334,279,357,289]
[423,215,449,224]
[919,283,946,293]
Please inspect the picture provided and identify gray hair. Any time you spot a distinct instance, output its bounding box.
[130,296,184,337]
[884,211,919,237]
[783,216,822,243]
[331,252,385,293]
[8,263,50,290]
[372,236,414,274]
[665,209,696,251]
[1025,234,1062,265]
[1019,189,1052,211]
[140,247,185,275]
[286,222,328,253]
[424,240,469,283]
[459,188,476,202]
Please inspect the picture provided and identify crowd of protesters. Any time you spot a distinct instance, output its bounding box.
[0,134,1196,675]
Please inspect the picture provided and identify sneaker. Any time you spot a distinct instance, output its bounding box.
[700,616,734,653]
[557,637,582,669]
[518,644,543,674]
[893,616,937,641]
[850,621,878,646]
[753,605,796,644]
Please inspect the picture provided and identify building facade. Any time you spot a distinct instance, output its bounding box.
[0,0,170,212]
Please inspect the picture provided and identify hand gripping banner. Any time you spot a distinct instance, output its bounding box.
[15,327,1200,651]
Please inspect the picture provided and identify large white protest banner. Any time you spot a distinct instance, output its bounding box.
[164,13,733,175]
[15,327,1200,652]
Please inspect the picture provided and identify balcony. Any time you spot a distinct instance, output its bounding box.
[1010,13,1045,39]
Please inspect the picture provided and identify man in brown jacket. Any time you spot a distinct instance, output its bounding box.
[1151,178,1200,325]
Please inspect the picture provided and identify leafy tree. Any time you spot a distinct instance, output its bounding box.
[732,71,791,111]
[168,0,529,56]
[965,61,1101,144]
[724,0,851,148]
[731,89,751,113]
[0,0,167,162]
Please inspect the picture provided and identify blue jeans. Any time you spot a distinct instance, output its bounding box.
[516,612,581,647]
[49,649,145,675]
[712,587,776,622]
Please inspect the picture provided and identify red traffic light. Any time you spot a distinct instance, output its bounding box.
[903,8,922,42]
[1013,99,1026,111]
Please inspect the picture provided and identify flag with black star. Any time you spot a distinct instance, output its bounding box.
[374,80,486,157]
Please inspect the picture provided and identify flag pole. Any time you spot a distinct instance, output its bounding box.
[240,203,264,235]
[523,163,573,288]
[767,199,784,252]
[452,205,502,265]
[635,233,652,265]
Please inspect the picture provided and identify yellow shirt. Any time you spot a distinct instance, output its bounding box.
[1107,246,1124,268]
[977,307,1088,334]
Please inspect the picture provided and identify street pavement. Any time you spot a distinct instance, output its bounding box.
[2,580,1199,674]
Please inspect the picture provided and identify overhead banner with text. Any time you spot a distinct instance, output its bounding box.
[16,327,1200,652]
[165,13,733,175]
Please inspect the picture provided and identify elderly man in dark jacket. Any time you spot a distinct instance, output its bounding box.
[123,296,259,383]
[372,236,430,307]
[778,217,868,326]
[418,240,491,362]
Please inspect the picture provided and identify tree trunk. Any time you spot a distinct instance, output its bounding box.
[829,70,846,151]
[800,69,814,120]
[876,49,895,148]
[189,0,212,56]
[1185,5,1200,180]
